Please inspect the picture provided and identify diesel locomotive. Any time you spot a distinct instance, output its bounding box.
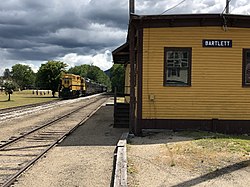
[59,73,106,99]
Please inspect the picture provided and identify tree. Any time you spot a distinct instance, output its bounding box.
[4,81,16,101]
[11,64,35,90]
[36,61,67,97]
[110,64,125,93]
[3,68,11,80]
[68,64,89,78]
[87,65,101,81]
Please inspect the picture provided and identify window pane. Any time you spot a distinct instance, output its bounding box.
[174,52,179,58]
[245,62,250,84]
[166,68,188,84]
[174,60,180,67]
[247,52,250,59]
[167,51,174,59]
[243,50,250,86]
[167,60,174,67]
[182,52,188,59]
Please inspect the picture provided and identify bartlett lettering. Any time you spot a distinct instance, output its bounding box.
[202,40,232,48]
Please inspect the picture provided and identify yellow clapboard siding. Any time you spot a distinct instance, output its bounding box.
[142,26,250,120]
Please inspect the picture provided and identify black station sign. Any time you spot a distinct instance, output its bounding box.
[202,39,232,48]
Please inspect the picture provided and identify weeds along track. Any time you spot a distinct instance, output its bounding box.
[0,95,108,187]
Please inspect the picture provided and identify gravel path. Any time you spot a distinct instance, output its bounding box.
[13,104,127,187]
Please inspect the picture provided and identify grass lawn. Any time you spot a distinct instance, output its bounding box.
[177,130,250,154]
[0,90,59,109]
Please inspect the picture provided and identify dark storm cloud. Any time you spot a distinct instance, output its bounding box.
[0,0,127,63]
[0,0,250,75]
[0,0,126,55]
[0,37,39,49]
[84,0,129,29]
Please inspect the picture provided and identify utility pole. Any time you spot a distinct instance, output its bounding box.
[226,0,230,14]
[129,0,135,15]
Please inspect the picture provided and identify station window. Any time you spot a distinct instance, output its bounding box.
[164,47,192,86]
[243,49,250,87]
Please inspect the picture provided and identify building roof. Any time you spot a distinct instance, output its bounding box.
[130,13,250,28]
[112,13,250,64]
[112,42,129,64]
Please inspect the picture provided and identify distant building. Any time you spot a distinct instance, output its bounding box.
[113,14,250,135]
[0,80,7,92]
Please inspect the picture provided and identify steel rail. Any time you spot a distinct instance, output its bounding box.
[0,95,103,150]
[0,99,61,114]
[1,97,108,187]
[0,94,105,121]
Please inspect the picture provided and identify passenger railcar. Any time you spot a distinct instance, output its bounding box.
[85,79,107,95]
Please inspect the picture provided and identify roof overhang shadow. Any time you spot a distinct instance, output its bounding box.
[112,43,129,64]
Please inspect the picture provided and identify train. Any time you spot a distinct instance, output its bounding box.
[59,73,107,99]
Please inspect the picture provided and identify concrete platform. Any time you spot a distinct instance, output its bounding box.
[14,104,128,187]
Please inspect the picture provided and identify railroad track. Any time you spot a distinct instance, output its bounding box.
[0,100,63,122]
[0,99,60,114]
[0,94,103,121]
[0,95,108,187]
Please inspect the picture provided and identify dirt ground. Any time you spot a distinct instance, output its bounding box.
[127,130,250,187]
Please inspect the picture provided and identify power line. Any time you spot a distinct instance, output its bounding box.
[221,0,232,32]
[161,0,187,15]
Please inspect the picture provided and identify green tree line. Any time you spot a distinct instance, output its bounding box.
[1,61,125,98]
[68,64,111,90]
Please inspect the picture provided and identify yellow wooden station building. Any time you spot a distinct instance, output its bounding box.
[113,14,250,135]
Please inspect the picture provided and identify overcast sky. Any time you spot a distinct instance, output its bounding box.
[0,0,250,75]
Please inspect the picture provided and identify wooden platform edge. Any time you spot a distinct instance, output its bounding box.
[113,132,129,187]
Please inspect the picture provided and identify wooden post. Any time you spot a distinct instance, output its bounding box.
[114,87,117,107]
[114,87,117,127]
[129,24,136,134]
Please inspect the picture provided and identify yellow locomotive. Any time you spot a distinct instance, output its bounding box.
[59,73,106,99]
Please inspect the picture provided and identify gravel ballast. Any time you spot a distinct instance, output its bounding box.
[13,104,127,187]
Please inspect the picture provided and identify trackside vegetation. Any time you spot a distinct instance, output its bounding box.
[0,60,125,107]
[36,61,67,97]
[176,131,250,153]
[109,64,125,93]
[0,90,58,109]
